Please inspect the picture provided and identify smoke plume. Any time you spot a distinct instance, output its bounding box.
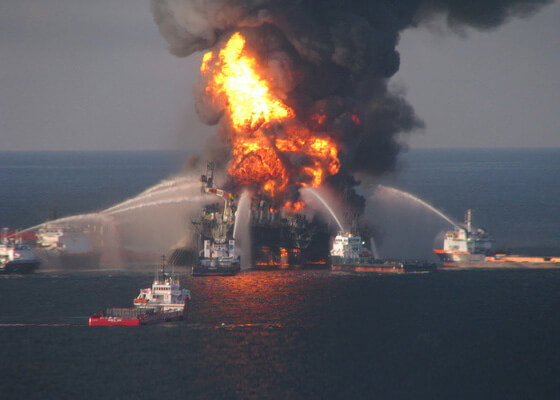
[151,0,552,211]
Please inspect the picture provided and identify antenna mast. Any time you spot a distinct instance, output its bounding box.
[465,209,473,232]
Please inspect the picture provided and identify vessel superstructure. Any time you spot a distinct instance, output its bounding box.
[250,199,331,269]
[330,231,374,265]
[89,260,191,326]
[0,228,41,274]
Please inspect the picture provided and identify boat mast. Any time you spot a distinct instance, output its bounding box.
[155,255,166,283]
[465,209,473,233]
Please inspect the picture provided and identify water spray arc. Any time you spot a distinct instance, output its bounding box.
[11,174,215,270]
[15,213,111,236]
[104,195,211,216]
[300,188,345,232]
[370,237,380,259]
[103,179,199,214]
[376,185,460,228]
[233,191,252,270]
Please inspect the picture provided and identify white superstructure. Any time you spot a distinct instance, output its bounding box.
[434,209,495,264]
[330,231,373,260]
[35,224,101,268]
[36,225,94,254]
[0,228,40,273]
[202,239,238,262]
[133,269,191,312]
[441,210,493,255]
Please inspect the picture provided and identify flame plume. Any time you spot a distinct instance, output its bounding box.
[154,0,553,216]
[201,32,340,203]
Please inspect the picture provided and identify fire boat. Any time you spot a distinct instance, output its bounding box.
[330,230,436,273]
[0,228,41,274]
[434,209,560,268]
[89,258,191,326]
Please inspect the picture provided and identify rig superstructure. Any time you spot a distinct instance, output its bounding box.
[192,163,240,275]
[189,162,333,271]
[249,199,331,268]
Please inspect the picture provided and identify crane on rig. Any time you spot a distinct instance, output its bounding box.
[200,162,236,222]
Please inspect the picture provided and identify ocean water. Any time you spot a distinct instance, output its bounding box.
[1,149,560,399]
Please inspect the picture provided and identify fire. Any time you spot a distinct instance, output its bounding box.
[202,32,292,132]
[201,32,341,204]
[283,201,306,213]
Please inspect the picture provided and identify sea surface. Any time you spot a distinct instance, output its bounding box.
[1,149,560,399]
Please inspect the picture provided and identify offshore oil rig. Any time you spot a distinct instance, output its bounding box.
[172,163,333,274]
[249,197,331,269]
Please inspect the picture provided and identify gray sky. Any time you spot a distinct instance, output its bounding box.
[396,1,560,148]
[1,0,559,151]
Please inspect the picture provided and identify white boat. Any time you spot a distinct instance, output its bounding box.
[433,210,493,265]
[0,228,41,274]
[90,261,191,326]
[330,231,374,265]
[330,231,436,273]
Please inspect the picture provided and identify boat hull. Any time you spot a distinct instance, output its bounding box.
[192,262,240,276]
[0,260,41,274]
[89,309,186,326]
[331,257,436,273]
[434,250,560,268]
[89,316,142,326]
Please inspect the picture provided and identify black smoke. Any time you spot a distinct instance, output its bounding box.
[151,0,552,211]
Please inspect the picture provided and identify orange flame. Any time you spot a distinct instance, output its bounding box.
[283,201,306,213]
[201,32,340,204]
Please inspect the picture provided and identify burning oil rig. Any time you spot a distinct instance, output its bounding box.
[173,163,334,273]
[168,31,359,272]
[248,197,332,269]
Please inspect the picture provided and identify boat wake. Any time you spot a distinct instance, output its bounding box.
[185,322,286,330]
[0,322,80,327]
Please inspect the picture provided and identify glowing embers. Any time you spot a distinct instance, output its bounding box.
[283,201,306,213]
[275,126,340,189]
[253,246,305,269]
[201,32,341,200]
[228,130,289,197]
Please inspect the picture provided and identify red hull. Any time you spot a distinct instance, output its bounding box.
[89,316,142,326]
[89,308,186,326]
